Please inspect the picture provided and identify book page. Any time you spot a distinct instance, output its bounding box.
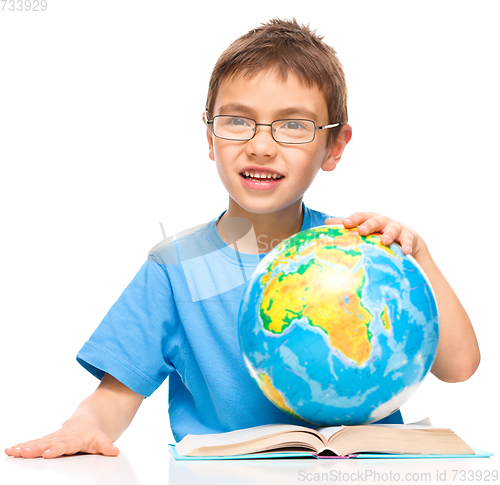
[176,424,321,456]
[367,417,449,431]
[317,418,443,443]
[322,417,471,456]
[315,426,343,441]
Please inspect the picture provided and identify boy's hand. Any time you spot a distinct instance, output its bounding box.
[5,414,119,459]
[5,373,143,459]
[325,212,422,256]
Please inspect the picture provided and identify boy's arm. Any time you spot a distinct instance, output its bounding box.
[5,373,144,459]
[326,212,480,383]
[407,239,480,382]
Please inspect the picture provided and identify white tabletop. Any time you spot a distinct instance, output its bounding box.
[2,445,498,485]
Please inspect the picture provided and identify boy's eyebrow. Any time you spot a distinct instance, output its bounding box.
[217,103,319,121]
[217,103,256,116]
[274,107,319,121]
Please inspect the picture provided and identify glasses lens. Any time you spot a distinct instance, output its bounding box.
[272,119,315,143]
[213,116,255,140]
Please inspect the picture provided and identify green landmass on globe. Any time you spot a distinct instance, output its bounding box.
[238,225,439,426]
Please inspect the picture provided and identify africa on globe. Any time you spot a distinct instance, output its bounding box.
[238,225,439,426]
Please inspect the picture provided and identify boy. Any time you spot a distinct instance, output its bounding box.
[5,18,480,459]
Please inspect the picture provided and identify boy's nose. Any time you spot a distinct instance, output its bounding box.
[245,125,278,159]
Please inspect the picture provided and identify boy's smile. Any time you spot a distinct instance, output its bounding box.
[206,70,350,217]
[239,164,284,190]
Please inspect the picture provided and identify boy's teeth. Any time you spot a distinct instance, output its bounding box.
[243,171,282,180]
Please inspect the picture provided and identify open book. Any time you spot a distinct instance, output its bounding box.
[176,419,476,458]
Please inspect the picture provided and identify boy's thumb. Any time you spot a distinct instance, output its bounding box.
[99,439,120,456]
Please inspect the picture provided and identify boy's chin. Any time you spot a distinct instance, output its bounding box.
[229,196,303,217]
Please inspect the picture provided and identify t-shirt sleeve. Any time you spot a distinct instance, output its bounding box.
[76,259,183,397]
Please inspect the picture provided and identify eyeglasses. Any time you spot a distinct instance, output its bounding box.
[205,113,342,144]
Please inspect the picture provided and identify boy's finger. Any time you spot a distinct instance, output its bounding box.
[379,222,402,245]
[343,212,378,228]
[5,447,22,458]
[324,217,344,226]
[83,434,119,457]
[400,234,414,255]
[41,438,84,459]
[98,441,120,457]
[357,215,390,236]
[42,445,67,459]
[5,440,47,458]
[20,446,48,459]
[42,445,73,459]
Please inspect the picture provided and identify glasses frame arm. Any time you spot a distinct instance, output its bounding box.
[316,123,342,130]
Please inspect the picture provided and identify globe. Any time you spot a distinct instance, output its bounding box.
[238,225,439,426]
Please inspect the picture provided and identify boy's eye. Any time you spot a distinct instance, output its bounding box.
[281,120,306,130]
[227,117,251,126]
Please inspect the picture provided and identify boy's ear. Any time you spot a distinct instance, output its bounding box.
[203,111,215,161]
[321,124,352,172]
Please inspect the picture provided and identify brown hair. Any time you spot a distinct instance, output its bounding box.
[205,18,348,145]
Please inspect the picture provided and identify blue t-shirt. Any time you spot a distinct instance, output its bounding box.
[76,204,403,442]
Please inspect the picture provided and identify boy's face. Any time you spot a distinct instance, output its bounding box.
[205,69,350,216]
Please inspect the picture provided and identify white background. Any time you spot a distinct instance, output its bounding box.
[1,1,499,483]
